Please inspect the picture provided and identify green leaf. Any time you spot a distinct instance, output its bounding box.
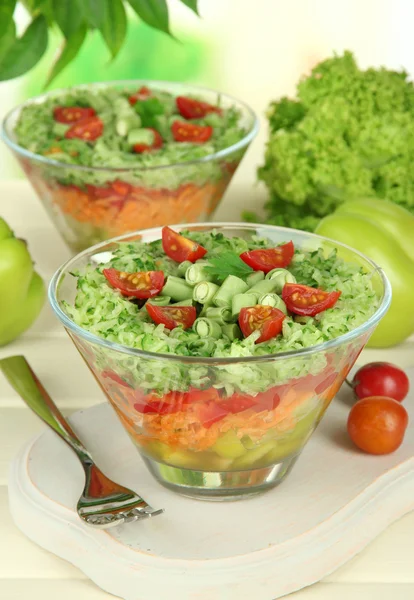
[127,0,170,35]
[99,0,127,58]
[0,1,16,61]
[0,15,48,81]
[45,24,87,87]
[84,0,103,28]
[52,0,84,38]
[179,0,199,15]
[205,253,254,283]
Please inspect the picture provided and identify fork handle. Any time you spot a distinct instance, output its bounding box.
[0,355,93,464]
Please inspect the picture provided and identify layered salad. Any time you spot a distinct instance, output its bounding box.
[14,85,248,249]
[65,228,378,471]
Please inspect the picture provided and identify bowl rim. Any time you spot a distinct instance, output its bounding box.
[48,222,392,365]
[1,79,259,174]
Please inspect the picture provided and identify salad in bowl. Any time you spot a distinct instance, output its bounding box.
[2,83,257,252]
[49,223,391,499]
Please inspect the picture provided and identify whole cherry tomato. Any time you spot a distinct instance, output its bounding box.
[347,396,409,455]
[351,362,409,402]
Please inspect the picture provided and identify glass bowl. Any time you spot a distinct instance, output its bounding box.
[49,223,391,500]
[2,82,258,253]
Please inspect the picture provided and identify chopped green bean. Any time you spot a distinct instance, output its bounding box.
[188,338,216,355]
[204,306,233,324]
[265,268,296,293]
[193,281,220,305]
[193,317,222,339]
[141,295,171,312]
[222,323,242,341]
[258,293,287,314]
[161,276,193,301]
[186,262,214,286]
[172,299,194,306]
[231,292,259,317]
[177,260,192,277]
[248,278,279,296]
[212,275,248,307]
[246,270,265,287]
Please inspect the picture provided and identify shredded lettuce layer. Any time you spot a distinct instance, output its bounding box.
[64,231,378,395]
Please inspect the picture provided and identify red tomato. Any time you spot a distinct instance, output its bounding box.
[221,394,257,414]
[134,400,180,415]
[185,388,220,404]
[53,106,96,123]
[146,304,196,330]
[254,386,284,411]
[239,306,285,343]
[65,116,104,141]
[133,128,163,153]
[351,362,410,402]
[101,370,131,388]
[197,401,229,428]
[128,86,152,105]
[87,180,131,200]
[314,371,339,395]
[240,242,294,272]
[347,397,409,455]
[161,226,207,263]
[103,268,164,299]
[171,120,213,143]
[282,283,341,316]
[176,96,222,119]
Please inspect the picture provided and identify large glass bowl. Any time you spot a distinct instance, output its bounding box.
[2,82,258,253]
[49,223,391,500]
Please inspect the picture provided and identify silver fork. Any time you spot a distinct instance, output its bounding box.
[0,355,164,529]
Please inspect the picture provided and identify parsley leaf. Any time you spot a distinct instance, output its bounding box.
[204,252,253,282]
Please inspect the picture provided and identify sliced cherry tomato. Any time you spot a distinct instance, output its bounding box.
[171,120,213,143]
[128,86,152,105]
[282,283,341,316]
[221,393,257,414]
[133,128,163,153]
[53,106,96,124]
[161,226,207,263]
[240,242,294,272]
[239,306,285,344]
[103,268,164,299]
[101,370,131,388]
[347,396,409,455]
[146,304,196,330]
[197,401,229,428]
[351,362,410,402]
[176,96,222,119]
[65,116,104,141]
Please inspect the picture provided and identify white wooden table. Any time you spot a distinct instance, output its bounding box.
[1,178,414,600]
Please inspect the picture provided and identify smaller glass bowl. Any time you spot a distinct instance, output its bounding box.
[2,81,258,253]
[49,224,391,500]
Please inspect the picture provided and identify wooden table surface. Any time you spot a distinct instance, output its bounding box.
[1,178,414,600]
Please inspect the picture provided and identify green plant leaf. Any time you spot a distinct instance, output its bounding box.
[127,0,170,35]
[84,0,103,28]
[179,0,199,15]
[0,0,16,61]
[45,23,87,87]
[0,15,48,81]
[204,253,254,283]
[99,0,127,58]
[52,0,84,38]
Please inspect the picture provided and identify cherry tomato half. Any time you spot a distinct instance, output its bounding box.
[53,106,96,123]
[239,306,285,344]
[282,283,341,316]
[161,226,207,263]
[351,362,410,403]
[240,241,294,272]
[347,396,409,455]
[133,128,163,153]
[65,116,104,141]
[176,96,222,119]
[128,86,152,105]
[103,268,164,299]
[171,120,213,143]
[146,304,196,330]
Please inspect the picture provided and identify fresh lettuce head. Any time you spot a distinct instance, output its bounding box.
[250,51,414,230]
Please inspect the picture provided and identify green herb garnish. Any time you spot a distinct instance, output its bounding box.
[204,252,253,283]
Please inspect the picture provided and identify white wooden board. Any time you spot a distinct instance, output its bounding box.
[8,370,414,600]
